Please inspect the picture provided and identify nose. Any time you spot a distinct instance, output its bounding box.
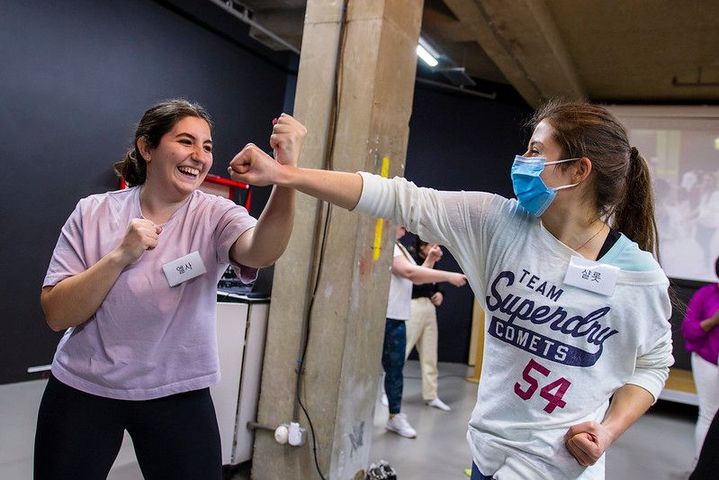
[191,145,208,162]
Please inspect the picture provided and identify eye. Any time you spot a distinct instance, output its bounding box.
[204,145,213,153]
[179,138,192,145]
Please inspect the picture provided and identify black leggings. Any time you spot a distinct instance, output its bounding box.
[34,375,222,480]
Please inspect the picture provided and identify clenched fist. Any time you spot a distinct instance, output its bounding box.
[227,143,282,187]
[448,273,467,287]
[430,291,444,306]
[426,244,442,263]
[115,219,162,265]
[270,113,307,166]
[564,421,613,466]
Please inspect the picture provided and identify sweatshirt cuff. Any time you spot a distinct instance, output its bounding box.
[626,366,670,404]
[354,172,383,214]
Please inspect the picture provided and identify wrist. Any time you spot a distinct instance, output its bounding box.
[275,157,298,168]
[599,420,619,446]
[276,163,298,188]
[108,247,133,269]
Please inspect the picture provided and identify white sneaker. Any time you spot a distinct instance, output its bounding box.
[426,398,451,411]
[381,393,388,406]
[386,413,417,438]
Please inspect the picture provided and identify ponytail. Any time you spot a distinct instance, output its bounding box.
[113,146,147,186]
[611,147,659,259]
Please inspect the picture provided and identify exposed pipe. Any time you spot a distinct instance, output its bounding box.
[207,0,301,55]
[247,421,275,432]
[416,77,497,100]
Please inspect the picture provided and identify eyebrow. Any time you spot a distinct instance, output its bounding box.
[175,132,212,144]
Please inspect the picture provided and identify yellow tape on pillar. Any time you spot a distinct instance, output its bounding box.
[372,156,391,261]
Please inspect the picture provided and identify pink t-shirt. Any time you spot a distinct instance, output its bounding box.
[43,186,257,400]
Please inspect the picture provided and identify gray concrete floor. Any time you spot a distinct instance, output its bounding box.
[1,361,697,479]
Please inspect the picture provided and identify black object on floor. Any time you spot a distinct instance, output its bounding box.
[366,460,397,480]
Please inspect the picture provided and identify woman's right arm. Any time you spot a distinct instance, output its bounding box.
[391,254,466,287]
[41,219,161,331]
[228,141,494,275]
[228,144,363,210]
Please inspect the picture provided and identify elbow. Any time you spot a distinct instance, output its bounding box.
[44,311,84,332]
[241,254,278,269]
[230,244,284,270]
[42,307,67,332]
[41,293,68,332]
[46,317,66,332]
[254,259,277,269]
[42,306,67,332]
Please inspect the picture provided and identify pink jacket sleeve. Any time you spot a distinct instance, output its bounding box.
[682,287,709,343]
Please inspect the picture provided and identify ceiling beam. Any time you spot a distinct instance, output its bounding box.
[443,0,585,107]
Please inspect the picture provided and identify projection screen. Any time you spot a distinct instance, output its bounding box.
[608,106,719,282]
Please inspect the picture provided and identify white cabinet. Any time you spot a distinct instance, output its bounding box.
[212,299,270,466]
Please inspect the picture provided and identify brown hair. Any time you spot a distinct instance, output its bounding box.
[113,99,213,186]
[530,101,659,257]
[414,237,429,257]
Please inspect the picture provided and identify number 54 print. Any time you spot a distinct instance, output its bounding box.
[514,359,571,413]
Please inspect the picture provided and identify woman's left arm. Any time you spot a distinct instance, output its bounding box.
[230,114,306,268]
[564,384,653,466]
[564,329,673,466]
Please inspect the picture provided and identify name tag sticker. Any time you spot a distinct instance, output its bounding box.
[162,251,207,287]
[563,255,619,296]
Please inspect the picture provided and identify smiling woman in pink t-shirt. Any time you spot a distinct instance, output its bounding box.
[35,99,305,480]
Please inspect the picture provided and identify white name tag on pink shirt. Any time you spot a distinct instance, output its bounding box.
[563,255,619,296]
[162,251,207,287]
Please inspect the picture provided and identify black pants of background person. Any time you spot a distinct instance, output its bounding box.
[34,374,222,480]
[690,406,719,479]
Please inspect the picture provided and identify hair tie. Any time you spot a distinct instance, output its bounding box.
[630,146,639,160]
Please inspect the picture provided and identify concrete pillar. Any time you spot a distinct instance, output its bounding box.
[251,1,423,479]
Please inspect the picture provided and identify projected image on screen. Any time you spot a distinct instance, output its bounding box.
[610,107,719,282]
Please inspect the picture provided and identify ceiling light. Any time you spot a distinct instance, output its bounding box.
[417,37,439,67]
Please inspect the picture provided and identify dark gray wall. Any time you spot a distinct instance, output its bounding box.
[0,0,292,384]
[404,85,531,364]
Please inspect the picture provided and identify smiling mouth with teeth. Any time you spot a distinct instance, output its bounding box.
[177,166,200,177]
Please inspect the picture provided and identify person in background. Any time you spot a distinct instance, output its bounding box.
[35,99,305,480]
[383,225,467,438]
[691,399,719,479]
[682,256,719,462]
[228,100,674,479]
[406,238,455,411]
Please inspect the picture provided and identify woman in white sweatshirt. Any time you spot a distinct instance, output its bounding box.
[227,101,673,480]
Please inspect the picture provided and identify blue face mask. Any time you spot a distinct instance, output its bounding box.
[511,155,580,217]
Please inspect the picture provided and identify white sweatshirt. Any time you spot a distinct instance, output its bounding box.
[386,243,415,320]
[355,173,673,480]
